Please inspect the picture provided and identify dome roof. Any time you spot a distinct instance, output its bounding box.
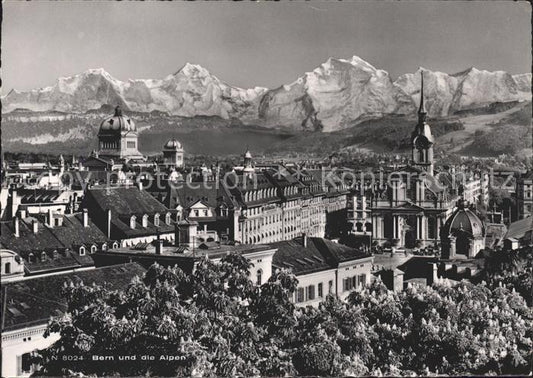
[163,138,183,150]
[443,202,485,238]
[99,106,136,134]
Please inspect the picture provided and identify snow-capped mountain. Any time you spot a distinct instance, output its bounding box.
[395,67,532,117]
[2,56,531,132]
[259,57,531,131]
[259,56,415,131]
[2,64,268,118]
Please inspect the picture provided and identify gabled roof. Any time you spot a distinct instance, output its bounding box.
[505,217,533,240]
[50,213,108,248]
[0,218,64,255]
[271,237,371,276]
[84,187,169,217]
[1,263,146,332]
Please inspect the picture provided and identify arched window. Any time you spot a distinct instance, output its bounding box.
[112,241,119,249]
[256,269,263,285]
[28,253,34,263]
[130,216,137,229]
[52,250,59,259]
[5,262,11,274]
[165,213,171,225]
[79,246,86,256]
[154,213,160,227]
[90,245,97,254]
[142,214,148,228]
[102,243,108,252]
[41,251,47,261]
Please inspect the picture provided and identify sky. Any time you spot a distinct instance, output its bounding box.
[2,1,531,92]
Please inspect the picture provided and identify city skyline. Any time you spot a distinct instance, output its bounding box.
[2,1,531,92]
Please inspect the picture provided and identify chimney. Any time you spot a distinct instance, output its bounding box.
[107,209,112,239]
[82,208,89,228]
[174,223,180,246]
[13,217,20,237]
[48,208,54,227]
[155,231,163,255]
[32,220,38,234]
[302,233,308,248]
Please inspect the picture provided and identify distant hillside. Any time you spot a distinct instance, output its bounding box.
[2,101,530,158]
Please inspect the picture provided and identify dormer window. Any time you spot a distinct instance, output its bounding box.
[79,246,86,256]
[41,251,47,261]
[130,215,137,229]
[142,214,148,228]
[52,250,59,259]
[101,243,108,252]
[154,213,160,227]
[90,245,97,254]
[28,253,34,263]
[112,241,119,249]
[165,213,171,225]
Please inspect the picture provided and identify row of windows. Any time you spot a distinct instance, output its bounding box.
[343,274,367,292]
[130,213,172,229]
[295,280,334,303]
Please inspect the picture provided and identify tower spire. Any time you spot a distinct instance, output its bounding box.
[418,70,427,115]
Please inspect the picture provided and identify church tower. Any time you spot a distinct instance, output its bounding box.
[411,71,434,176]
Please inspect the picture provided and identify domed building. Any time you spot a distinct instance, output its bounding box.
[162,138,184,168]
[440,200,486,259]
[97,106,144,161]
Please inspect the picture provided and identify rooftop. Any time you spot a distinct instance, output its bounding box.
[1,263,146,332]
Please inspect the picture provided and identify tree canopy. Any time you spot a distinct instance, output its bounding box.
[35,251,533,376]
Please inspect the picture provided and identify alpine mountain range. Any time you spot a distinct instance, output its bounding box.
[3,55,531,133]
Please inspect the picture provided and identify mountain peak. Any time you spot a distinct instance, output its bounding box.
[174,63,212,77]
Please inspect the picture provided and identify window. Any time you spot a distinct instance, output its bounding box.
[142,214,148,227]
[318,282,323,298]
[154,213,160,227]
[306,285,315,301]
[130,216,136,229]
[256,269,263,285]
[21,352,36,374]
[91,245,97,254]
[102,243,108,252]
[296,287,305,303]
[360,274,367,287]
[5,262,11,274]
[165,213,171,225]
[328,280,334,294]
[127,141,136,149]
[41,252,47,261]
[79,247,86,256]
[195,210,199,217]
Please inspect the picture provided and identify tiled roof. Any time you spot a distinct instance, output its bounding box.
[1,263,146,332]
[271,237,370,276]
[505,217,533,240]
[0,218,64,255]
[50,213,108,248]
[84,187,169,217]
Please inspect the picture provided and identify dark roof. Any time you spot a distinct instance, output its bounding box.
[505,217,533,240]
[1,263,146,332]
[271,237,371,276]
[443,206,485,238]
[396,256,438,280]
[85,187,169,217]
[0,218,64,255]
[48,213,109,249]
